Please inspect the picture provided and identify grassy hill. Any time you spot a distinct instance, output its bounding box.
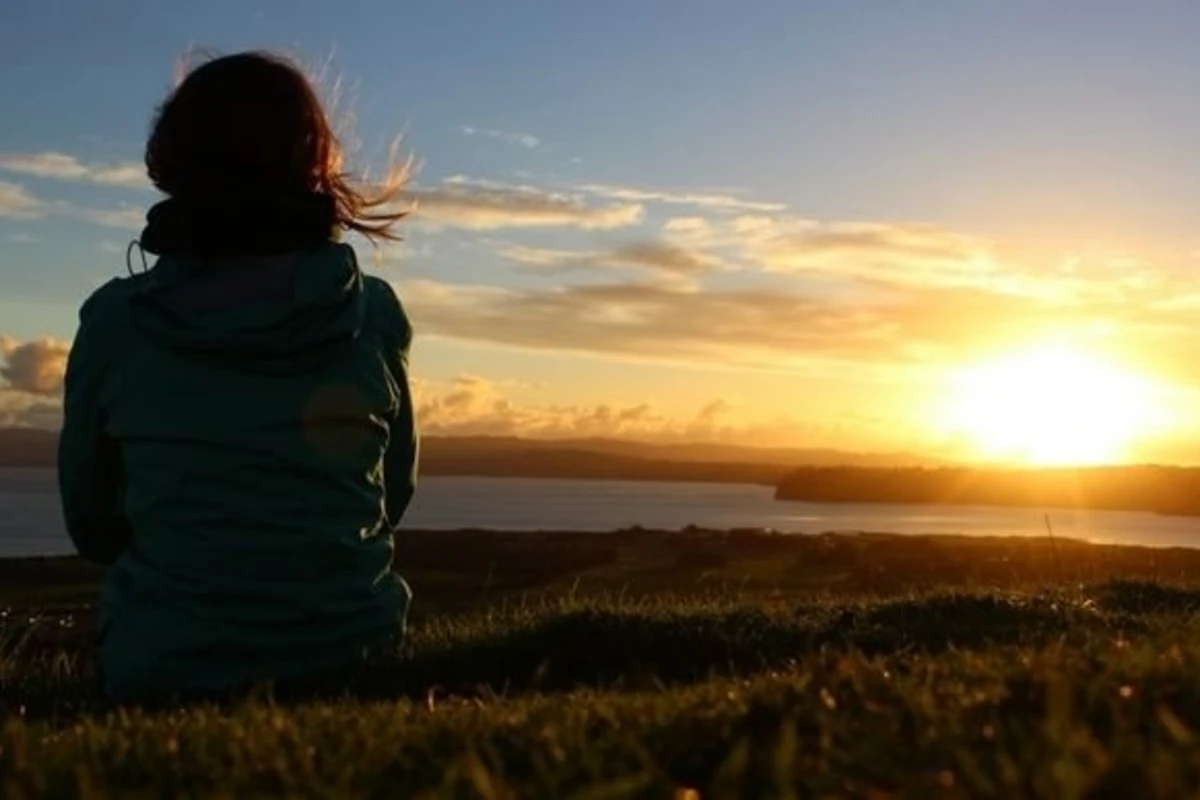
[5,529,1200,796]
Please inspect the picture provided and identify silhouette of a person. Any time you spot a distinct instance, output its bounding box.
[57,51,419,704]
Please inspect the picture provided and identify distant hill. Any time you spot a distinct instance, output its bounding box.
[0,428,57,468]
[0,428,942,484]
[775,465,1200,516]
[419,435,946,470]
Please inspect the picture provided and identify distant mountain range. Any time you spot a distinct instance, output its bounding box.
[0,428,947,484]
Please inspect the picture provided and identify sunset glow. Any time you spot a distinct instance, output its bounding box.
[4,6,1200,465]
[942,343,1165,466]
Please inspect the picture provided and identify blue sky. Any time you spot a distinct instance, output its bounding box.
[5,1,1200,461]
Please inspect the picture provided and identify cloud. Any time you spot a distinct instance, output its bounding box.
[0,180,144,230]
[0,335,68,431]
[415,374,756,442]
[56,203,144,231]
[0,336,70,396]
[0,390,61,429]
[746,219,1002,284]
[496,243,602,268]
[0,181,44,218]
[416,374,679,439]
[401,256,1200,389]
[458,126,540,149]
[497,240,726,276]
[766,222,981,264]
[408,180,643,231]
[579,183,785,213]
[650,213,1171,305]
[0,152,149,189]
[412,375,869,448]
[662,216,718,243]
[434,174,783,222]
[400,276,1080,376]
[607,242,727,275]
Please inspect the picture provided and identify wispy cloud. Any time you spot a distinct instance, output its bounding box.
[458,126,540,149]
[408,179,643,231]
[496,243,602,268]
[0,180,144,230]
[436,174,784,217]
[0,181,44,218]
[419,175,1195,352]
[0,152,149,189]
[605,242,727,275]
[56,203,144,231]
[401,172,1196,380]
[396,271,1177,385]
[650,212,1165,307]
[579,183,785,213]
[498,241,726,276]
[746,217,1006,290]
[399,278,893,371]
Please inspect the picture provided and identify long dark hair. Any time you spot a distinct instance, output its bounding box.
[145,50,409,243]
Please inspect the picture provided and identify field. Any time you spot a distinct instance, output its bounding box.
[5,528,1200,797]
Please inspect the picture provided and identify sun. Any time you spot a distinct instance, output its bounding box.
[941,342,1164,466]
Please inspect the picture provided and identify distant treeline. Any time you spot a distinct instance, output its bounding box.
[776,466,1200,516]
[0,428,795,485]
[421,448,792,485]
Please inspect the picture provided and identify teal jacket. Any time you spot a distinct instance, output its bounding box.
[57,243,418,702]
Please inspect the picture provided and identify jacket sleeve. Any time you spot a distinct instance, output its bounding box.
[380,289,419,531]
[57,295,132,565]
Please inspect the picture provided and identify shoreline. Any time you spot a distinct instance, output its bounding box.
[10,463,1200,520]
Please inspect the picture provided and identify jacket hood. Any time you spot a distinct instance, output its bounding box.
[130,243,365,371]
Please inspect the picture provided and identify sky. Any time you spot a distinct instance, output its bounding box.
[4,1,1200,463]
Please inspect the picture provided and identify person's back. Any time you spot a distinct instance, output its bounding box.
[56,52,419,703]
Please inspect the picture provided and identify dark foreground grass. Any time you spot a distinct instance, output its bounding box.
[6,531,1200,797]
[5,580,1200,797]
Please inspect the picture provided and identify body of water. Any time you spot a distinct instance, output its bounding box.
[3,466,1200,559]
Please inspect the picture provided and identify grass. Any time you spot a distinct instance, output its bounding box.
[5,530,1200,797]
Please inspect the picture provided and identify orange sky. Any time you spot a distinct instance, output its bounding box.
[5,5,1200,465]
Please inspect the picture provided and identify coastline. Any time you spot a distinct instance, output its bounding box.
[13,460,1200,519]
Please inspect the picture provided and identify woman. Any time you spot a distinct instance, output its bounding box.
[57,51,419,704]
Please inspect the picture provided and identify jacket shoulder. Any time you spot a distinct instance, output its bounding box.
[64,275,147,398]
[78,274,146,328]
[362,275,412,349]
[72,275,150,370]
